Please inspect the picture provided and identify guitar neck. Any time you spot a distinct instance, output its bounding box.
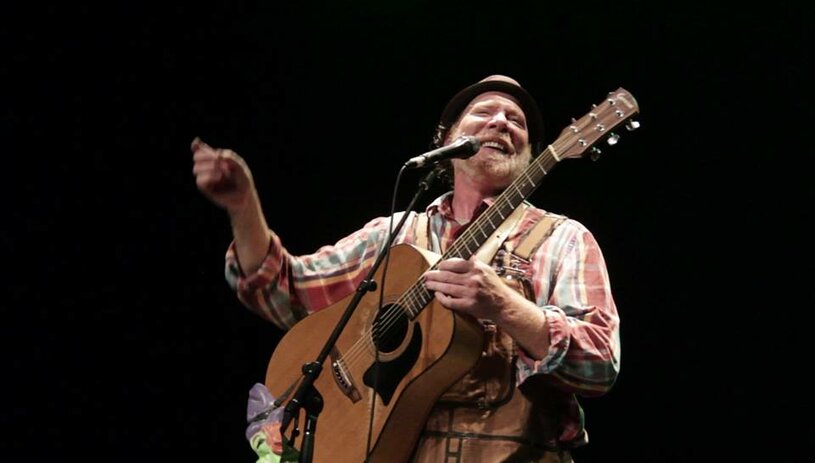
[398,86,641,320]
[401,146,560,319]
[444,147,559,262]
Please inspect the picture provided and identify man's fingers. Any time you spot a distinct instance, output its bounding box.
[193,148,241,174]
[194,164,226,184]
[216,150,242,170]
[426,281,461,297]
[426,267,470,285]
[436,258,472,272]
[433,291,466,311]
[192,149,215,162]
[191,136,213,152]
[192,159,222,176]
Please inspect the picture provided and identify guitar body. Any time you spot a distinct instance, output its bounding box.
[265,243,485,463]
[263,87,640,462]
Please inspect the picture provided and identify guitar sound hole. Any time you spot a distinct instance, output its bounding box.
[372,304,408,354]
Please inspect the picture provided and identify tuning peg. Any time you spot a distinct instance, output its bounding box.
[626,120,641,131]
[590,146,602,161]
[607,133,620,145]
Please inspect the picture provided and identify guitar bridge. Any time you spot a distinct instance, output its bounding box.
[331,357,361,403]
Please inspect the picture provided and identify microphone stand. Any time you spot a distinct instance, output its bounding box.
[280,167,439,463]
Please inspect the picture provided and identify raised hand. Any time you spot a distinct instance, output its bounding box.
[191,137,256,213]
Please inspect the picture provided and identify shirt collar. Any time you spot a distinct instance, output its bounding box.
[425,191,496,224]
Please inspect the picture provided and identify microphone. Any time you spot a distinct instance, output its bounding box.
[404,135,481,169]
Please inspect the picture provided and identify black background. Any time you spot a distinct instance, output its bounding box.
[3,1,811,461]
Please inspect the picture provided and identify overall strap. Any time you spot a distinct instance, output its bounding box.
[513,214,566,260]
[473,203,529,264]
[415,204,528,263]
[415,212,429,250]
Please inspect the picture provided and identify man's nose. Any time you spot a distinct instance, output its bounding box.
[488,112,509,130]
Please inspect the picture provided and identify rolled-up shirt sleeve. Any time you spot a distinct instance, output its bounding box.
[517,221,621,397]
[224,213,410,330]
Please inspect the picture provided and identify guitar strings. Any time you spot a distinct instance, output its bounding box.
[334,147,566,371]
[333,155,552,370]
[350,145,564,348]
[330,126,588,371]
[334,217,480,368]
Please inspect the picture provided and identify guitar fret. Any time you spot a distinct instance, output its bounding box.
[413,286,428,314]
[420,287,431,306]
[511,183,522,199]
[475,222,489,239]
[404,289,417,318]
[451,247,464,260]
[511,187,523,204]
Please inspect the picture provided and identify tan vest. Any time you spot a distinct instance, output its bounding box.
[410,211,571,463]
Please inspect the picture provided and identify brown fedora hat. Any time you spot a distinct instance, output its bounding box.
[434,75,545,151]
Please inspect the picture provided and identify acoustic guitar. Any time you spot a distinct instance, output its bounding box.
[264,88,640,462]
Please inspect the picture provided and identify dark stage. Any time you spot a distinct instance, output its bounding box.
[3,1,810,461]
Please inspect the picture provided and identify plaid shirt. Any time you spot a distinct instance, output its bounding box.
[226,191,620,445]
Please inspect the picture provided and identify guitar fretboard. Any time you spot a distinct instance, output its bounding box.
[400,147,560,319]
[391,86,640,321]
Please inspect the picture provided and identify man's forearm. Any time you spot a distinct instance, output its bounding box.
[494,290,551,360]
[229,195,272,275]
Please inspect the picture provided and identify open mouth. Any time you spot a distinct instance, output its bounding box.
[481,139,512,155]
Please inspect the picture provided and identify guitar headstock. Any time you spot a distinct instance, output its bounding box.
[552,88,640,161]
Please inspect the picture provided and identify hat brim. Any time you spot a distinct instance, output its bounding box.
[439,80,545,148]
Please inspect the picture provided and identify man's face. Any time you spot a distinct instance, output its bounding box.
[446,91,533,192]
